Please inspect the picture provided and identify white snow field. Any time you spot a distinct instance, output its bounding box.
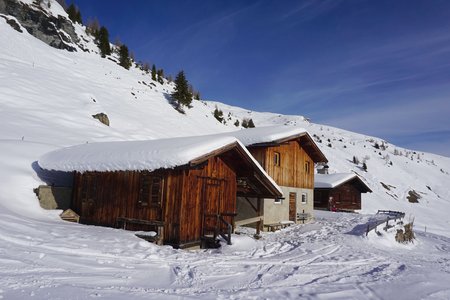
[1,1,450,298]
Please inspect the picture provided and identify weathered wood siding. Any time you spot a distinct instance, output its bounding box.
[72,171,164,228]
[71,155,237,248]
[178,156,236,245]
[313,189,330,209]
[330,183,362,210]
[249,141,314,189]
[314,183,362,211]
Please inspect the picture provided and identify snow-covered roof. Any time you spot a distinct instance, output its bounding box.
[39,136,240,172]
[38,135,283,195]
[226,126,308,146]
[315,173,372,192]
[224,126,328,163]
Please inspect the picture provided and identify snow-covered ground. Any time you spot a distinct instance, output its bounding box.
[1,1,450,298]
[1,210,449,299]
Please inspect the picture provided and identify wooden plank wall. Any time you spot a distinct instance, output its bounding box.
[72,155,238,247]
[250,140,314,189]
[314,184,362,210]
[330,183,362,210]
[72,171,163,229]
[313,189,330,209]
[162,170,184,244]
[178,156,237,245]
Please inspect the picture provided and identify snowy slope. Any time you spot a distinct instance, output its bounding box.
[1,1,450,298]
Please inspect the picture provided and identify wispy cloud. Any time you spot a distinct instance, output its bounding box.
[279,0,342,23]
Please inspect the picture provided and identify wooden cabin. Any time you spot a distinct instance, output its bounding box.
[228,126,328,228]
[39,136,282,249]
[314,173,372,211]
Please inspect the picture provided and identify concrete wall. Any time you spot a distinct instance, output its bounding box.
[36,185,72,210]
[236,196,259,222]
[263,186,314,225]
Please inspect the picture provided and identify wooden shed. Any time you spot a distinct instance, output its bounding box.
[39,136,282,249]
[226,126,328,227]
[314,173,372,211]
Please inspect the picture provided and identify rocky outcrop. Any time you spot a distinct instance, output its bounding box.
[0,0,79,51]
[92,113,110,126]
[0,15,22,32]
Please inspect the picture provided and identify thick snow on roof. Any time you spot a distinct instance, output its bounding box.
[223,125,308,146]
[314,173,358,188]
[38,135,283,195]
[39,135,241,172]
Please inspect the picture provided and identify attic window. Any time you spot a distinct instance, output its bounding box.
[305,161,310,174]
[274,152,281,166]
[138,173,162,207]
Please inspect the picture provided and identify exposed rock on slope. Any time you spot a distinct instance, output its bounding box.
[0,0,79,51]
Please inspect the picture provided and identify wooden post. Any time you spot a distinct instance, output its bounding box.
[255,197,262,237]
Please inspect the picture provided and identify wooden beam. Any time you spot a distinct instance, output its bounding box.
[235,216,263,226]
[256,198,262,236]
[244,197,258,212]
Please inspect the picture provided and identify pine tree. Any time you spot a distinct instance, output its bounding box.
[86,17,100,36]
[66,4,77,22]
[157,69,164,84]
[194,91,200,100]
[67,4,82,24]
[242,118,255,128]
[97,26,111,57]
[151,64,156,81]
[213,106,223,122]
[142,62,150,73]
[75,9,82,24]
[118,44,131,69]
[172,70,192,107]
[363,162,368,172]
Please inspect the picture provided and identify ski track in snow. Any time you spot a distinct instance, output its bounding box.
[1,211,449,299]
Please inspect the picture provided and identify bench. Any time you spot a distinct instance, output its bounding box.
[264,221,294,232]
[116,217,165,245]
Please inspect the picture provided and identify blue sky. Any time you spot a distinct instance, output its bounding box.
[73,0,450,157]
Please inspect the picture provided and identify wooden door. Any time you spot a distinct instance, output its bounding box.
[200,178,223,238]
[289,192,297,222]
[80,174,97,219]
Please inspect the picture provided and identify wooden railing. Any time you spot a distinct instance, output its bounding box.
[219,215,233,245]
[365,210,405,236]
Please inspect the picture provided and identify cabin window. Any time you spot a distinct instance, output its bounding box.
[274,152,281,166]
[138,173,162,207]
[301,193,307,204]
[305,161,310,174]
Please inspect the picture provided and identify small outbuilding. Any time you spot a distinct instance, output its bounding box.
[39,136,282,249]
[314,173,372,211]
